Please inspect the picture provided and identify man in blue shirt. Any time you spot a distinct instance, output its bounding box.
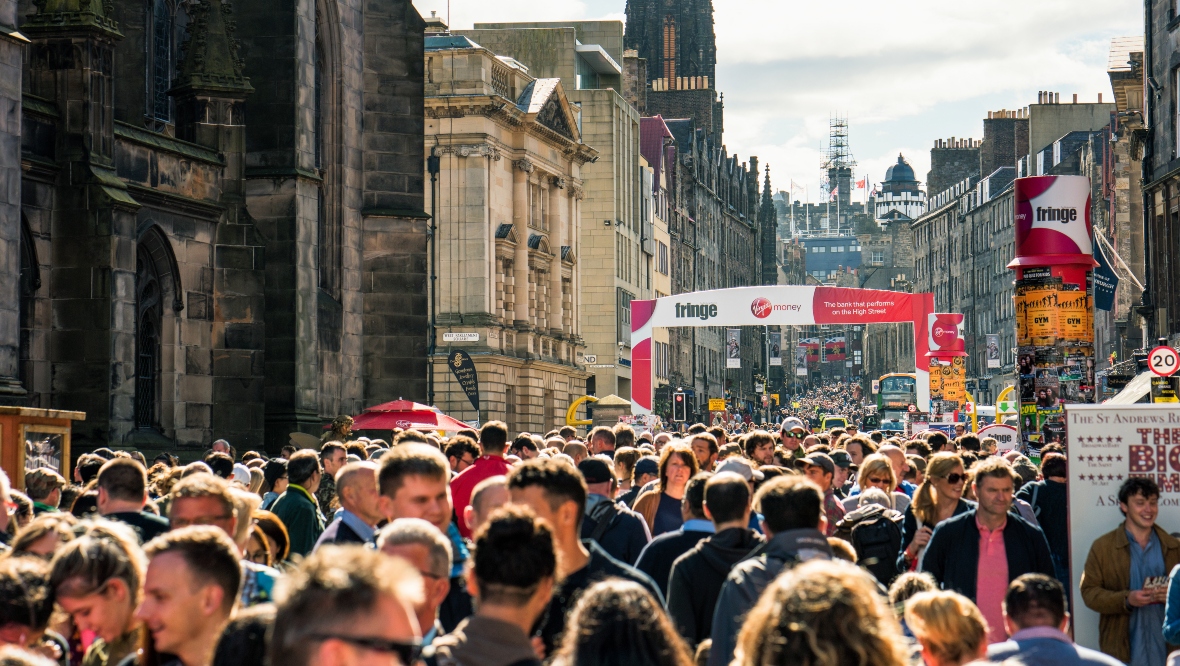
[315,461,382,548]
[987,574,1122,665]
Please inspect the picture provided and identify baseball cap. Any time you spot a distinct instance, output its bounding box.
[781,417,807,432]
[578,458,615,485]
[800,453,834,476]
[829,450,852,469]
[231,463,252,485]
[715,457,765,482]
[634,457,660,477]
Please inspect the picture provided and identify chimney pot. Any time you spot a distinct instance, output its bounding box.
[1098,92,1103,103]
[1073,93,1078,104]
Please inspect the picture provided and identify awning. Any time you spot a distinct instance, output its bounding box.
[1105,370,1153,404]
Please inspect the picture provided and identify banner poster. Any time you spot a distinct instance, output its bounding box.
[1093,239,1119,312]
[986,334,1001,368]
[942,357,966,405]
[1064,404,1180,652]
[1025,279,1061,346]
[825,336,847,362]
[928,358,943,400]
[1015,284,1030,346]
[726,329,741,368]
[1058,287,1089,342]
[769,332,782,366]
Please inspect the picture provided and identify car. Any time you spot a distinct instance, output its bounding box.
[820,415,849,431]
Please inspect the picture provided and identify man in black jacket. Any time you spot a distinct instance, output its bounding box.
[666,471,763,647]
[1015,452,1069,589]
[578,458,650,565]
[635,473,714,597]
[920,456,1055,644]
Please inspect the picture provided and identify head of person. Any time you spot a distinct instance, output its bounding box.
[587,427,616,456]
[335,462,382,527]
[169,473,237,537]
[857,454,897,495]
[320,443,348,479]
[444,437,480,474]
[953,423,966,437]
[464,476,509,536]
[657,444,699,495]
[203,452,235,479]
[743,431,776,466]
[262,458,289,495]
[688,433,719,472]
[0,557,54,650]
[755,475,824,538]
[612,424,636,450]
[926,431,950,453]
[829,449,852,487]
[681,473,710,522]
[877,445,909,484]
[253,510,291,563]
[11,513,77,559]
[137,526,241,657]
[377,518,452,635]
[912,453,966,526]
[972,457,1016,520]
[377,444,451,533]
[799,453,835,491]
[779,418,808,450]
[551,579,693,666]
[633,456,659,489]
[703,472,751,529]
[1040,453,1067,481]
[288,450,324,496]
[577,459,616,500]
[210,604,274,666]
[736,560,908,666]
[468,505,558,629]
[653,432,672,452]
[211,439,233,457]
[559,426,577,442]
[49,521,146,643]
[1003,573,1069,635]
[281,445,298,459]
[888,571,937,616]
[612,447,640,485]
[844,436,877,466]
[1119,476,1160,531]
[271,545,423,666]
[23,469,65,508]
[75,454,106,486]
[477,421,509,456]
[506,458,586,545]
[904,590,988,666]
[956,434,980,453]
[95,458,148,516]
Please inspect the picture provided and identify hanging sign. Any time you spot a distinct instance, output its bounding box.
[447,350,481,412]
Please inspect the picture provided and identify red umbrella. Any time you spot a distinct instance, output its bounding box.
[345,399,470,432]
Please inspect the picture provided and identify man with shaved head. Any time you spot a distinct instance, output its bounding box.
[315,461,382,547]
[462,475,509,537]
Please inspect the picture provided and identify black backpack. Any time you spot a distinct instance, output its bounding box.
[839,505,903,585]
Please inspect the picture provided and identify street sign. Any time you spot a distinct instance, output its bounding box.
[871,380,879,394]
[978,423,1019,452]
[708,398,726,412]
[964,402,975,414]
[1149,346,1179,377]
[754,383,764,393]
[443,332,480,342]
[907,405,917,413]
[997,399,1017,414]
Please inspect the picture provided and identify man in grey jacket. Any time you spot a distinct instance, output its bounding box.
[707,475,832,666]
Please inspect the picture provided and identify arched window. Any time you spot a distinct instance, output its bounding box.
[314,4,341,300]
[19,218,40,392]
[135,248,162,429]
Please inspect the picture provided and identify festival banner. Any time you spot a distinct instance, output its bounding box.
[769,332,782,366]
[824,336,846,362]
[1065,405,1180,652]
[986,334,1001,369]
[726,329,741,368]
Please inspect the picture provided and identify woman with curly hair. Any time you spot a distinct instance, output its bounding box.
[550,579,693,666]
[735,559,909,666]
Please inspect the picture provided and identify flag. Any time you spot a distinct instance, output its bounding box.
[790,179,805,194]
[856,179,866,189]
[829,185,839,201]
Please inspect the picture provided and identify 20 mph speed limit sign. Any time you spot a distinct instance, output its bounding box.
[1149,346,1180,377]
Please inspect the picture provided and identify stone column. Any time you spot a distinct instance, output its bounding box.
[0,0,25,402]
[512,159,532,325]
[570,185,583,339]
[548,176,565,336]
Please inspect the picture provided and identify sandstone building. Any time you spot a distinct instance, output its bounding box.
[3,0,428,456]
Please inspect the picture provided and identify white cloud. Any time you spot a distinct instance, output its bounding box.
[412,0,1141,196]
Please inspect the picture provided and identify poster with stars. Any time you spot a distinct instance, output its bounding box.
[1065,404,1180,651]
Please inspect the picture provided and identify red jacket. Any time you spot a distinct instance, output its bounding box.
[450,456,511,538]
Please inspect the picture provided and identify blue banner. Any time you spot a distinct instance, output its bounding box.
[1093,237,1118,312]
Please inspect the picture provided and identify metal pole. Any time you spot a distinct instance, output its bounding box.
[427,152,440,406]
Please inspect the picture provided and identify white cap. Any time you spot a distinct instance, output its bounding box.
[231,463,252,485]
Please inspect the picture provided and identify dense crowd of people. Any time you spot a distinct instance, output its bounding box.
[782,380,868,426]
[0,415,1165,665]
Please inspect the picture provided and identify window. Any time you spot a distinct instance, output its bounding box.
[146,0,185,124]
[871,251,884,265]
[617,288,633,345]
[657,241,669,275]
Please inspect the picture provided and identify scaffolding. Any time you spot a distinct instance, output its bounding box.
[822,115,856,236]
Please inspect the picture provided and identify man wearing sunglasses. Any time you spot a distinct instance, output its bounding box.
[778,418,809,461]
[272,545,424,666]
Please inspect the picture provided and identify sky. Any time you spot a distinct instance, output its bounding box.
[411,0,1141,200]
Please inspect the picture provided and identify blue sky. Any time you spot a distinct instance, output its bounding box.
[412,0,1140,200]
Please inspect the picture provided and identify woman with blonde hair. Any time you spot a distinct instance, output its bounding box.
[735,559,909,666]
[633,444,699,536]
[841,453,910,513]
[903,590,988,666]
[899,453,973,571]
[246,467,265,495]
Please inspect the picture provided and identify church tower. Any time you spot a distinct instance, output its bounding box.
[625,0,722,138]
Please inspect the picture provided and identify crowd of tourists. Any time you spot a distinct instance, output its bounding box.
[0,415,1170,665]
[781,380,868,426]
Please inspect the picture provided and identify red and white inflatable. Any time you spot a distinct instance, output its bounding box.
[629,286,936,415]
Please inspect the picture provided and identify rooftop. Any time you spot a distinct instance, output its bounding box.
[1108,36,1145,73]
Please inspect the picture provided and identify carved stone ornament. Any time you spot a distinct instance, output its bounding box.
[447,143,500,160]
[513,159,534,173]
[550,176,567,189]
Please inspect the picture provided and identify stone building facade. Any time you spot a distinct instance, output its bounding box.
[422,35,595,432]
[4,0,427,456]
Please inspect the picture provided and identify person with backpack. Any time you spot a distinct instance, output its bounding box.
[833,488,904,585]
[1015,453,1069,591]
[578,458,650,565]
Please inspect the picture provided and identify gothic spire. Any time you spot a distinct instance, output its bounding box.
[172,0,253,96]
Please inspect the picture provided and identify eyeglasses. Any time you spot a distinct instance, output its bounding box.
[867,477,891,485]
[783,432,806,439]
[943,473,966,485]
[307,634,421,665]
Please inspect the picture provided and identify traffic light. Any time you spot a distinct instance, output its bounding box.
[672,391,686,422]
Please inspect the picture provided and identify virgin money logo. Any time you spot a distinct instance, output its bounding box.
[751,298,772,319]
